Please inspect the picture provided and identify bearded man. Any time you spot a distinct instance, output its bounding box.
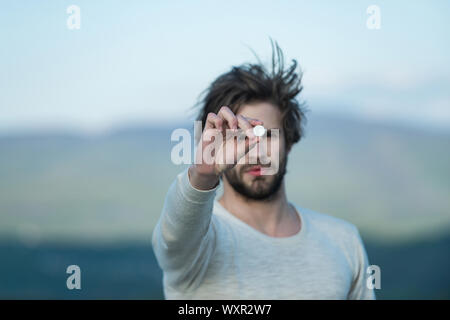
[152,43,375,300]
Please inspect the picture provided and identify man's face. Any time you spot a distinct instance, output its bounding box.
[224,102,288,200]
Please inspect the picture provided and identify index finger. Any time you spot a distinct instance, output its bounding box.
[217,106,238,130]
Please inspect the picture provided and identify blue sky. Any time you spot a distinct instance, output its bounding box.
[1,0,449,133]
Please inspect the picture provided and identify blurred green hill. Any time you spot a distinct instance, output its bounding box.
[0,115,448,243]
[0,114,449,299]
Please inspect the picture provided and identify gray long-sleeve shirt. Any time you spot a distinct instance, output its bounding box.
[152,169,376,299]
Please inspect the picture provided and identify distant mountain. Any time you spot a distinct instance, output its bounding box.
[1,114,449,300]
[0,115,449,244]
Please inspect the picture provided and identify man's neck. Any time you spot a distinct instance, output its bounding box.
[218,180,301,238]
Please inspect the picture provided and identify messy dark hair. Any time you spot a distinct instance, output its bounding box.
[196,40,307,148]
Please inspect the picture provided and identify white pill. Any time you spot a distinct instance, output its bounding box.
[253,125,266,137]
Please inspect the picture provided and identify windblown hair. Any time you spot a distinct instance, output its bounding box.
[196,40,307,148]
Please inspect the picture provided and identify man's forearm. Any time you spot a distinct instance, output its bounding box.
[188,165,220,191]
[152,167,218,271]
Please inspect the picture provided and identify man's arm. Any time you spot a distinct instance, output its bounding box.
[152,106,262,292]
[347,227,376,300]
[151,166,219,291]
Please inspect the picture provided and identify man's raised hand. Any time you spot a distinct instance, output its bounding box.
[189,106,263,190]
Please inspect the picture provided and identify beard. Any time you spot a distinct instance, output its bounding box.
[224,154,287,201]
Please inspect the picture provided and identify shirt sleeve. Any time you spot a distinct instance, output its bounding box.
[347,227,377,300]
[152,168,218,292]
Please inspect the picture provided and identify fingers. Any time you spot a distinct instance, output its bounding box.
[217,106,238,130]
[236,114,252,130]
[209,105,263,131]
[205,112,223,131]
[206,106,264,149]
[246,117,264,127]
[237,114,258,139]
[200,106,266,173]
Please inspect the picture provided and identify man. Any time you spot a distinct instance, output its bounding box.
[152,43,375,300]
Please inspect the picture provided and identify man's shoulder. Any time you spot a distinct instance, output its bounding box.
[295,205,360,241]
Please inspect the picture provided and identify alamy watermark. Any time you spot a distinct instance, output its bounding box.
[67,5,81,30]
[367,265,381,290]
[66,265,81,290]
[366,5,381,30]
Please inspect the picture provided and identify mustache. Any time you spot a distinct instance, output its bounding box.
[241,164,271,172]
